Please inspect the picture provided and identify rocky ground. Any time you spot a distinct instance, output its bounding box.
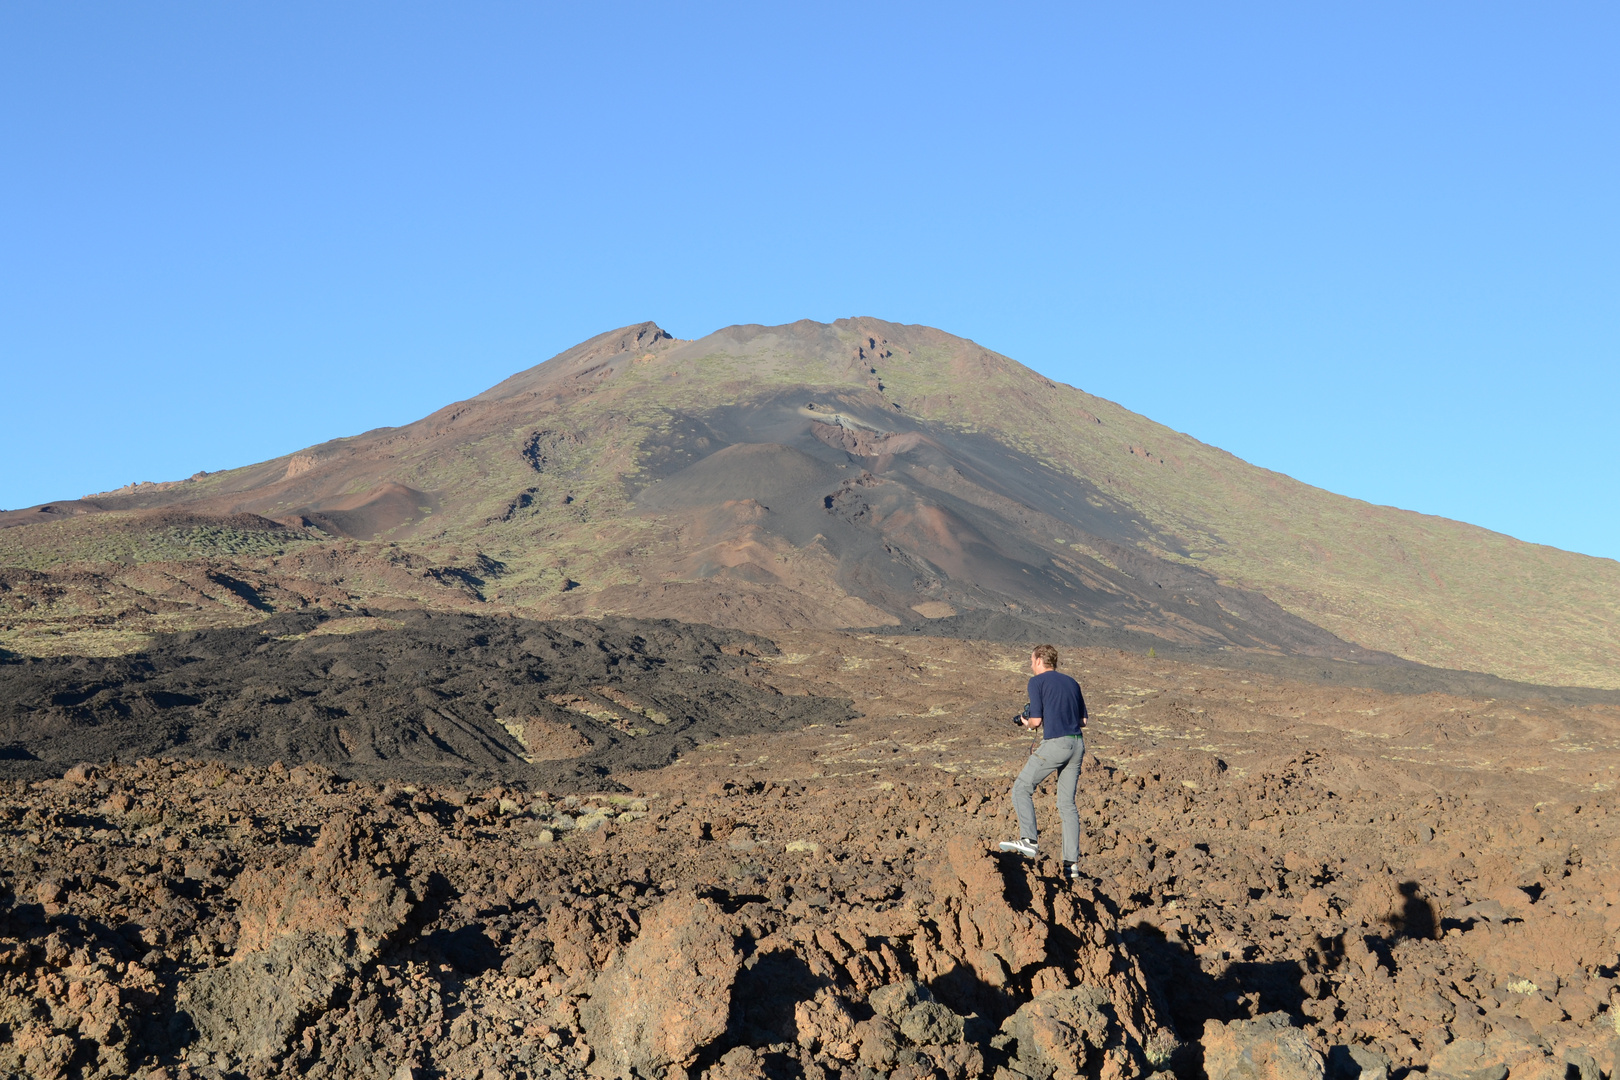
[1,625,1617,1080]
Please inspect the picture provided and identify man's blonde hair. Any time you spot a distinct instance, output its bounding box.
[1032,644,1059,669]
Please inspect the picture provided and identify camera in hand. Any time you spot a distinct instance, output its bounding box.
[1014,703,1032,727]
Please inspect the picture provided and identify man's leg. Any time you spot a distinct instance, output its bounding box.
[1055,736,1084,865]
[1010,740,1066,850]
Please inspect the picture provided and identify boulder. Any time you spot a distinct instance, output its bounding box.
[1507,1057,1566,1080]
[179,934,352,1063]
[229,812,416,958]
[928,834,1050,986]
[1563,1046,1603,1080]
[580,891,742,1077]
[855,1016,900,1069]
[704,1045,764,1080]
[177,815,418,1063]
[1202,1013,1325,1080]
[1427,1035,1564,1080]
[792,990,858,1055]
[995,986,1113,1080]
[900,1000,967,1046]
[870,977,932,1020]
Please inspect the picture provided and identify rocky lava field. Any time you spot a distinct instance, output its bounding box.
[0,622,1617,1080]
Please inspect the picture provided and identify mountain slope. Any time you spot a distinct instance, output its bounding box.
[3,318,1616,688]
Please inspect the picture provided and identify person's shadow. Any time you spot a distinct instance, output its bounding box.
[1387,881,1437,941]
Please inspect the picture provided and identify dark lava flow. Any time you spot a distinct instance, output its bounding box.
[0,611,856,788]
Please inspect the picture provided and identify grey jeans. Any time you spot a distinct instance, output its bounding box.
[1011,734,1084,863]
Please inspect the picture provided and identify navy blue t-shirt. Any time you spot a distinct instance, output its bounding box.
[1027,670,1087,739]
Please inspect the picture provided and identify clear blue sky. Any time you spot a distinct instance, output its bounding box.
[3,4,1616,560]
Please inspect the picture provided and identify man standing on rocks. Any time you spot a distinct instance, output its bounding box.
[1000,644,1088,881]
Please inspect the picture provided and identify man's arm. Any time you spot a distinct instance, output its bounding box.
[1021,677,1044,728]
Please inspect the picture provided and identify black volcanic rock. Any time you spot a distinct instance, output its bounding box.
[0,611,854,787]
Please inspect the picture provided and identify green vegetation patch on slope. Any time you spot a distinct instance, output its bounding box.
[0,512,318,571]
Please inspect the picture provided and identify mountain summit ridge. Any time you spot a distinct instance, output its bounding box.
[2,317,1616,688]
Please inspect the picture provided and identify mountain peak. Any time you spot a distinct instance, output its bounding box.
[474,321,678,402]
[3,317,1617,689]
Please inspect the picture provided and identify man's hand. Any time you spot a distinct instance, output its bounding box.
[1020,714,1043,729]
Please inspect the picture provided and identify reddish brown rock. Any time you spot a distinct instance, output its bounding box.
[580,890,742,1077]
[176,815,417,1063]
[925,833,1177,1073]
[995,985,1114,1080]
[0,623,1617,1080]
[1203,1013,1326,1080]
[928,834,1050,985]
[230,812,415,958]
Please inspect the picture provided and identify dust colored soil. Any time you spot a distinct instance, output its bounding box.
[1,625,1616,1080]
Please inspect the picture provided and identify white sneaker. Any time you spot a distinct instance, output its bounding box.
[998,838,1038,859]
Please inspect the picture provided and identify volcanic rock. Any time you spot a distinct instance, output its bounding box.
[1203,1013,1326,1080]
[0,617,1616,1080]
[1326,1044,1391,1080]
[177,814,418,1063]
[925,833,1176,1067]
[579,890,742,1077]
[0,611,854,787]
[994,985,1117,1080]
[1426,1039,1511,1080]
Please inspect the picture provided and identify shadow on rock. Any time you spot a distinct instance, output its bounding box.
[1384,881,1438,942]
[416,924,503,975]
[727,948,839,1047]
[1124,921,1321,1077]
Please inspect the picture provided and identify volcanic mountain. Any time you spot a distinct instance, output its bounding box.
[3,318,1617,688]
